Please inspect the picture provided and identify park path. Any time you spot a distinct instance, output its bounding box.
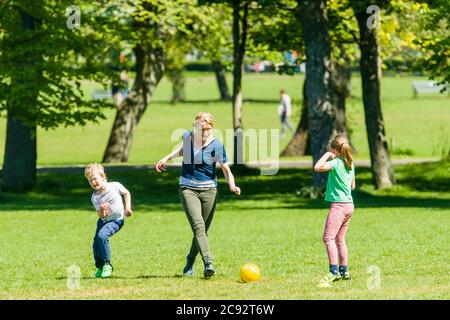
[27,157,441,174]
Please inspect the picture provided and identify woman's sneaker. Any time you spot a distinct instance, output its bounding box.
[182,256,195,276]
[203,262,216,278]
[340,272,351,280]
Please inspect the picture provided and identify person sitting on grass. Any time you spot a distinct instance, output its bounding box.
[85,163,132,278]
[314,135,355,285]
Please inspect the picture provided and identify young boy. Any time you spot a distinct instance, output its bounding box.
[85,163,132,278]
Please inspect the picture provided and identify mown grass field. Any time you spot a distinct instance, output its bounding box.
[0,73,448,166]
[1,160,449,299]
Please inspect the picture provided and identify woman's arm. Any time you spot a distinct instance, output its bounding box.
[313,152,335,172]
[220,163,241,195]
[351,175,356,190]
[156,145,183,172]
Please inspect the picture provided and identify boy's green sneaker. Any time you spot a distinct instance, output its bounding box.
[339,271,351,280]
[95,268,102,278]
[101,264,113,278]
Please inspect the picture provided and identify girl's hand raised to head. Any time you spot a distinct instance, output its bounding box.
[156,158,167,172]
[230,186,241,195]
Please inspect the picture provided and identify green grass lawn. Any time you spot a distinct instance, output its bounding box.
[0,73,448,166]
[1,160,449,299]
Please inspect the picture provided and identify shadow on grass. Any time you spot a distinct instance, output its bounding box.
[55,274,181,281]
[152,98,281,105]
[1,161,449,212]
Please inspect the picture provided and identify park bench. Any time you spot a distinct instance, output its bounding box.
[92,89,112,100]
[412,81,447,98]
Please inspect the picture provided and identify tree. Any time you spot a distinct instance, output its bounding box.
[248,1,312,157]
[414,0,449,87]
[351,0,396,188]
[296,0,339,189]
[201,0,259,165]
[102,0,208,162]
[166,2,233,103]
[252,0,356,159]
[211,60,231,100]
[165,41,188,104]
[230,0,250,165]
[193,3,233,101]
[0,1,109,191]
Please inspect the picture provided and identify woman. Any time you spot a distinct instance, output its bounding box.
[156,112,241,278]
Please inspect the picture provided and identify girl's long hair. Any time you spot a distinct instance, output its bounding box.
[330,135,353,170]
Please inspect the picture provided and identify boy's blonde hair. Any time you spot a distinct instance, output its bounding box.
[84,163,108,180]
[194,112,215,128]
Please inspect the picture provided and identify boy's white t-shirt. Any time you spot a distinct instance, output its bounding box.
[91,182,127,222]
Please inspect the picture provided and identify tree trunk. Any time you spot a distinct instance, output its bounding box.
[2,114,37,192]
[331,47,356,153]
[103,45,165,163]
[281,55,354,158]
[280,78,311,156]
[170,68,186,104]
[2,11,39,192]
[356,11,395,188]
[232,0,248,165]
[298,0,338,189]
[212,60,231,100]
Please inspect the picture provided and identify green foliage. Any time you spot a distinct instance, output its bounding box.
[413,0,450,87]
[0,0,113,128]
[194,2,233,66]
[200,0,287,66]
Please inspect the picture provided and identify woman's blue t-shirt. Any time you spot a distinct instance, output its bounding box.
[180,131,228,188]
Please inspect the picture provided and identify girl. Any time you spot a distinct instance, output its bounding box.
[314,135,355,284]
[156,112,241,278]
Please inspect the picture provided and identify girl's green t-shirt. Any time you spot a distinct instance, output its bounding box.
[325,157,354,203]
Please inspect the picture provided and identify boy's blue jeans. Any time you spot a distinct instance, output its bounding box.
[93,219,124,268]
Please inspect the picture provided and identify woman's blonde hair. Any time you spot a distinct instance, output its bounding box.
[84,163,108,180]
[330,135,353,170]
[194,112,215,128]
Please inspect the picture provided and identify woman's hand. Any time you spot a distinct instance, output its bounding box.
[230,185,241,195]
[156,158,168,172]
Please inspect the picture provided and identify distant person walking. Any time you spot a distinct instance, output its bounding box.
[278,90,295,138]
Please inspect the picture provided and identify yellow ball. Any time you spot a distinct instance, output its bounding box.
[240,263,261,283]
